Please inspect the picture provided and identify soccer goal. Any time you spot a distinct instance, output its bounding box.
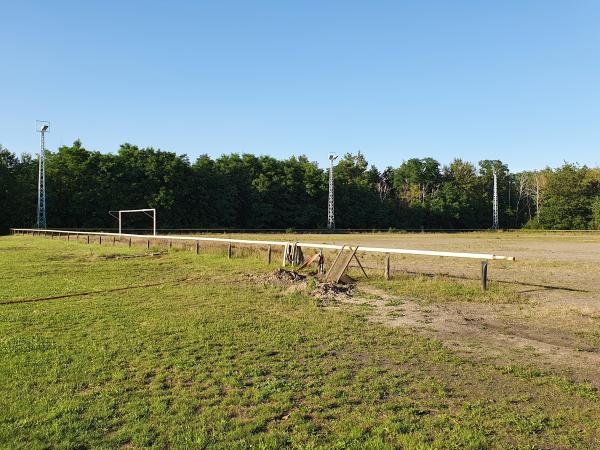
[109,208,156,236]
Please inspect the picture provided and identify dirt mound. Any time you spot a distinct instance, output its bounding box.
[95,252,164,260]
[252,269,353,303]
[312,282,353,299]
[272,268,307,282]
[257,268,307,286]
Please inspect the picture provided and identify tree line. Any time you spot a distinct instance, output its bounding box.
[1,141,600,232]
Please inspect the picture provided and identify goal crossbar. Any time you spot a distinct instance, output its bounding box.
[109,209,156,236]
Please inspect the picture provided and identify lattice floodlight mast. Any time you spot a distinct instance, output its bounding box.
[492,169,499,230]
[109,209,157,236]
[36,121,50,229]
[327,153,338,230]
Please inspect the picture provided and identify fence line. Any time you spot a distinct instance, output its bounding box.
[10,228,516,261]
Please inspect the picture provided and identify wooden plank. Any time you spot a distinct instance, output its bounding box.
[326,246,356,283]
[338,246,359,282]
[325,245,346,281]
[296,253,321,271]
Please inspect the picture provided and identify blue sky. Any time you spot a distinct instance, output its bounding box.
[1,0,599,171]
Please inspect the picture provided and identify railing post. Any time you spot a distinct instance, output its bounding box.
[228,243,232,259]
[318,249,324,275]
[481,261,488,291]
[129,237,132,248]
[384,254,391,280]
[87,235,90,244]
[99,235,102,245]
[195,241,200,255]
[267,245,272,264]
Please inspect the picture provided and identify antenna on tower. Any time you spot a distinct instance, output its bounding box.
[492,168,499,230]
[327,153,338,230]
[36,120,49,229]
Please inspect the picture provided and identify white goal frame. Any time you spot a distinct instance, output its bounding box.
[109,208,156,236]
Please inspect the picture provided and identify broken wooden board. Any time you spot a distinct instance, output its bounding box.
[325,246,356,283]
[297,253,321,271]
[325,246,367,284]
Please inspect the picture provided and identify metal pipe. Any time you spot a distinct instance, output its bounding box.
[11,229,516,261]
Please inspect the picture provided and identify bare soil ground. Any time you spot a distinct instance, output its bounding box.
[348,285,600,386]
[224,231,600,387]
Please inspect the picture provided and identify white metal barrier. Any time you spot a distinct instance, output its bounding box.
[10,228,515,261]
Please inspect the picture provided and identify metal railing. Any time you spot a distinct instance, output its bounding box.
[10,228,516,261]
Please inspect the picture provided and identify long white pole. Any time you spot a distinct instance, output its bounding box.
[118,211,122,235]
[14,228,516,261]
[153,210,156,236]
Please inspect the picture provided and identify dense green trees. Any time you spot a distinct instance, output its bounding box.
[0,145,37,231]
[1,141,599,231]
[527,164,600,230]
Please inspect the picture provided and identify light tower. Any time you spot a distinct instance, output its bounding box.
[327,153,337,230]
[36,121,49,229]
[492,168,499,230]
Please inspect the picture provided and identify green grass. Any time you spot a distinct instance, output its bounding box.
[367,272,523,304]
[0,236,599,449]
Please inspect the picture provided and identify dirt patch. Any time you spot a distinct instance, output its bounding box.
[46,254,77,261]
[250,269,353,303]
[94,252,165,260]
[244,257,600,387]
[348,285,600,387]
[44,252,166,262]
[266,268,307,284]
[311,283,353,305]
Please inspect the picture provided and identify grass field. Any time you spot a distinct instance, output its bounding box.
[1,234,600,449]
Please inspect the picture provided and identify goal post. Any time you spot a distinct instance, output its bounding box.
[109,208,156,236]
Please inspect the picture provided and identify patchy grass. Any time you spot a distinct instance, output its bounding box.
[367,272,524,304]
[0,236,598,449]
[501,365,598,400]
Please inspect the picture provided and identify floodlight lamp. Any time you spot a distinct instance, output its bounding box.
[328,153,338,161]
[36,121,50,133]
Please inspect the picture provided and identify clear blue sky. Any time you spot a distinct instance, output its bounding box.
[1,0,599,171]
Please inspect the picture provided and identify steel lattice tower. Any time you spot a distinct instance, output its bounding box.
[36,121,49,229]
[492,169,499,230]
[327,153,337,230]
